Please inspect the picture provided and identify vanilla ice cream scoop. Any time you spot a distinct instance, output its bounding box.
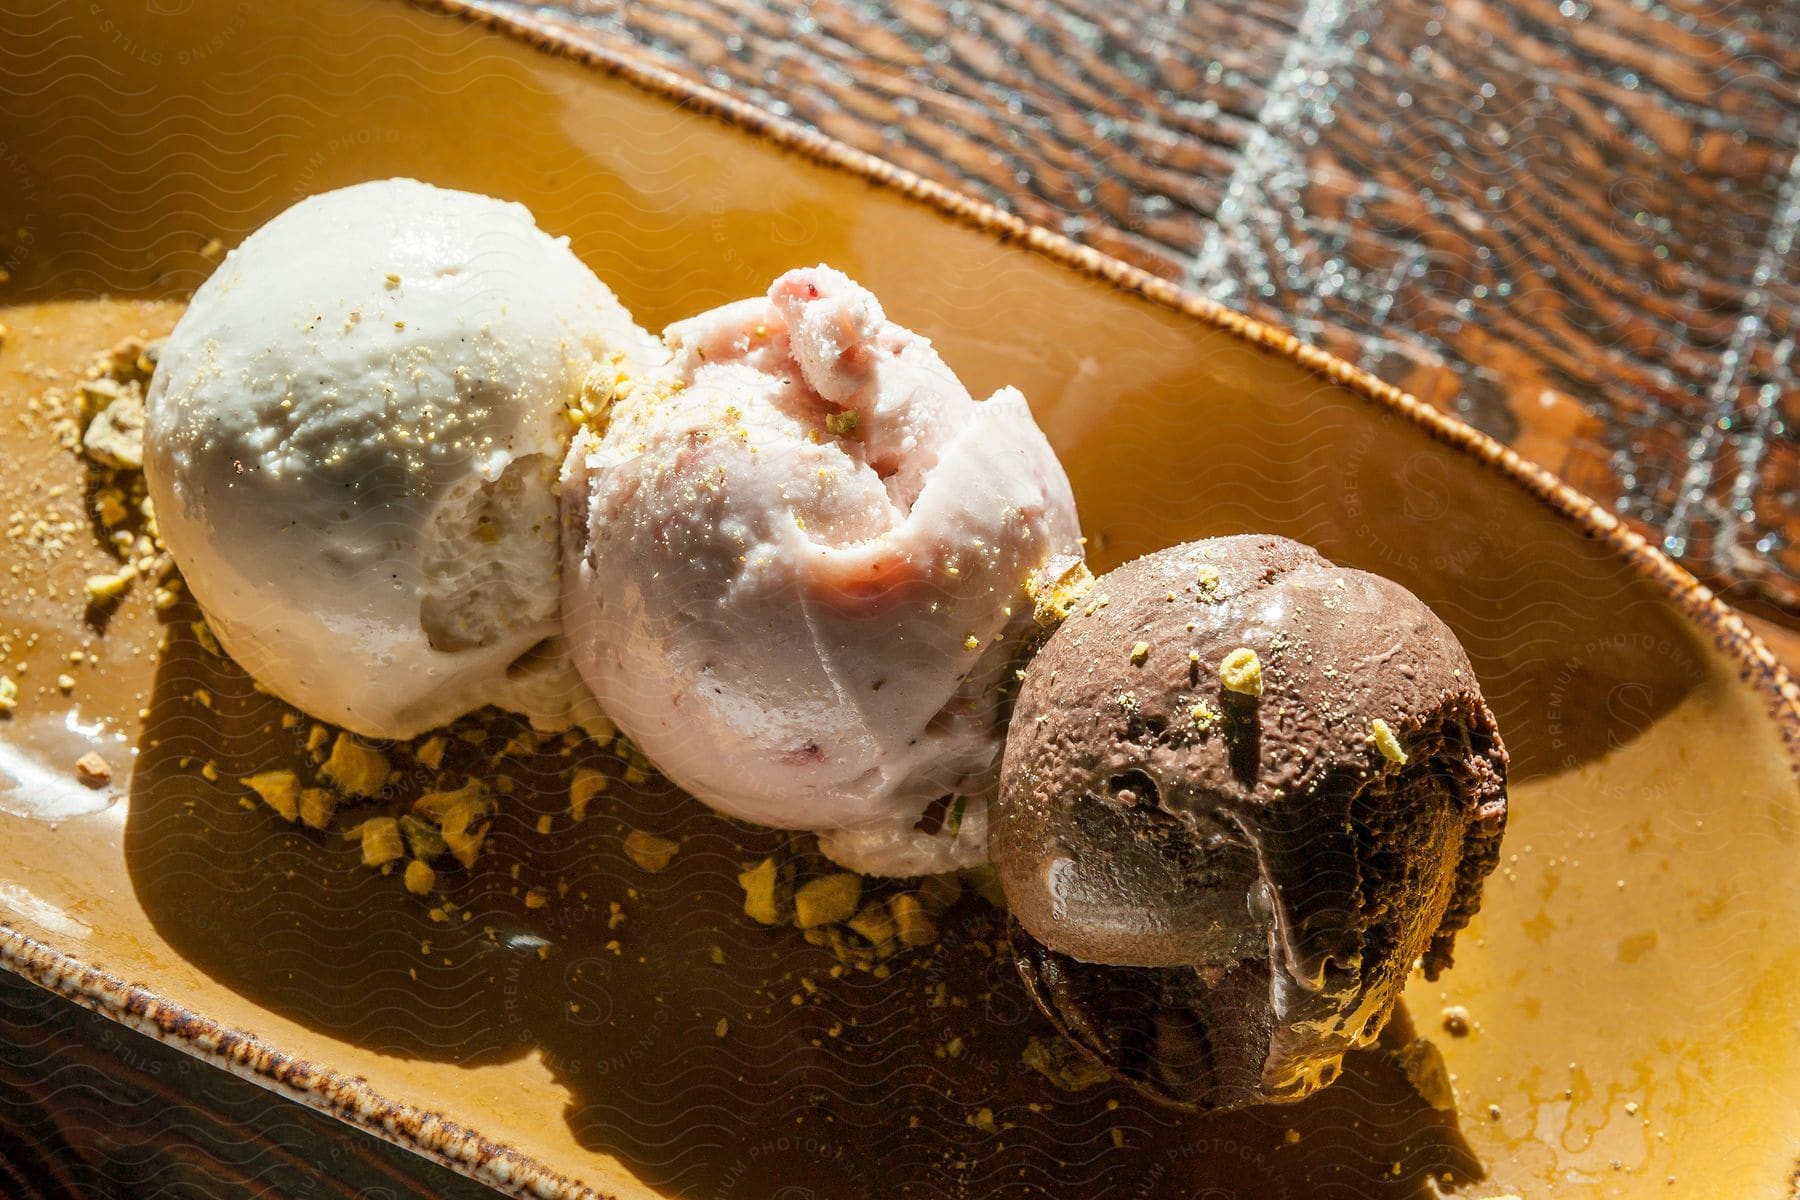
[145,179,658,739]
[561,266,1082,874]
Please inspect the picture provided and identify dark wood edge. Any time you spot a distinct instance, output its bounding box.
[0,924,617,1200]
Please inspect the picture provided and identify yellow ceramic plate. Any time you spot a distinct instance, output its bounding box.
[1,3,1796,1198]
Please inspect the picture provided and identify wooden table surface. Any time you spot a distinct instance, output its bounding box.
[491,0,1800,666]
[1,7,1796,1198]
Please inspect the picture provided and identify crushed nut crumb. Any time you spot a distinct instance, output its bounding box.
[1024,556,1096,627]
[74,751,112,788]
[738,856,785,925]
[404,859,436,895]
[795,873,862,929]
[319,733,391,797]
[1370,718,1408,765]
[1220,647,1263,697]
[623,829,680,873]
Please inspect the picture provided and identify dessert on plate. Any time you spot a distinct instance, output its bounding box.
[21,180,1507,1174]
[561,265,1083,876]
[144,179,656,740]
[993,535,1508,1109]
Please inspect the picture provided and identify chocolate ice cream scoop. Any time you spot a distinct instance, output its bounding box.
[993,534,1507,1111]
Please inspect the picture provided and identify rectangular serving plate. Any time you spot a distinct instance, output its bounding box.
[1,2,1797,1198]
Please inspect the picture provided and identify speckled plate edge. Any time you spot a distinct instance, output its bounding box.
[2,2,1797,1198]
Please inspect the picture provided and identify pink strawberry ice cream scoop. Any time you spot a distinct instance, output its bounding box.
[560,266,1082,874]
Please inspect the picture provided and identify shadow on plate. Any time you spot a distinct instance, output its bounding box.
[125,612,1487,1198]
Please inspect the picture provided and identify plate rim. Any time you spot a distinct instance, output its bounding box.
[420,0,1799,756]
[1,3,1796,1199]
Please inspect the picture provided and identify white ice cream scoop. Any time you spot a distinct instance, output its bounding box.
[145,178,658,739]
[561,266,1082,874]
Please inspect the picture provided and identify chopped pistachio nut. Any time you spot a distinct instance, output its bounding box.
[1370,718,1409,765]
[794,873,862,929]
[80,391,146,469]
[415,782,494,869]
[824,409,859,435]
[622,829,680,873]
[1190,701,1219,732]
[414,735,446,770]
[1219,647,1263,697]
[1129,640,1150,665]
[414,780,486,822]
[319,733,390,796]
[351,817,405,867]
[298,787,337,831]
[77,377,126,423]
[737,856,784,925]
[92,487,130,527]
[243,770,302,821]
[847,902,897,948]
[74,751,113,788]
[189,619,223,656]
[403,859,436,895]
[84,566,136,606]
[569,767,608,820]
[570,357,629,428]
[399,814,447,860]
[1025,556,1096,627]
[0,675,17,714]
[888,892,938,947]
[442,813,490,869]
